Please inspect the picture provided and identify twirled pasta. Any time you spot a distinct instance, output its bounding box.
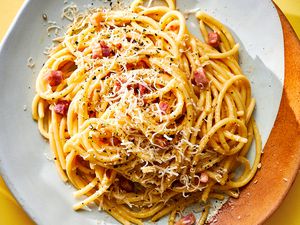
[32,0,262,224]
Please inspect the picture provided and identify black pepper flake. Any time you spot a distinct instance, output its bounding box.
[75,41,79,45]
[92,76,96,80]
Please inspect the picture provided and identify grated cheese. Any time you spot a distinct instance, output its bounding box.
[61,3,79,21]
[27,57,35,68]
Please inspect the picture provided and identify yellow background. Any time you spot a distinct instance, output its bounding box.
[0,0,299,224]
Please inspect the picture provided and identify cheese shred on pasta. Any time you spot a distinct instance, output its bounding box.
[32,0,262,224]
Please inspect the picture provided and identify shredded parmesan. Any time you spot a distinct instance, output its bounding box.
[62,3,79,21]
[27,57,35,68]
[46,21,62,37]
[43,43,55,55]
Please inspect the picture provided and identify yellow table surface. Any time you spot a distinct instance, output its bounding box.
[0,0,299,225]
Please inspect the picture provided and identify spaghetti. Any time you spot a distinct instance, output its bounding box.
[32,0,262,224]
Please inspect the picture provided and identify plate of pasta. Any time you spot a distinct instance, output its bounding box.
[0,0,289,225]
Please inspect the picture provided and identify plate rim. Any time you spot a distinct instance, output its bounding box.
[0,0,43,224]
[209,7,300,225]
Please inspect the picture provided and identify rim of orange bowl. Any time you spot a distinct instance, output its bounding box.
[0,2,299,225]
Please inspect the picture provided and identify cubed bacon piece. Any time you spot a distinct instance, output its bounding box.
[115,79,127,92]
[90,12,104,27]
[88,110,96,118]
[115,80,122,92]
[100,41,111,57]
[92,45,102,59]
[108,25,116,30]
[136,60,149,69]
[75,155,89,167]
[128,83,139,92]
[138,84,148,95]
[110,137,121,146]
[175,213,196,225]
[119,176,134,192]
[92,41,111,59]
[208,31,221,48]
[126,63,135,70]
[159,101,169,114]
[200,172,209,183]
[45,70,63,87]
[194,67,209,89]
[115,43,122,50]
[155,137,168,148]
[54,100,70,116]
[102,47,111,57]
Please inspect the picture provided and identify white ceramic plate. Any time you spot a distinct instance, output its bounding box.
[0,0,284,225]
